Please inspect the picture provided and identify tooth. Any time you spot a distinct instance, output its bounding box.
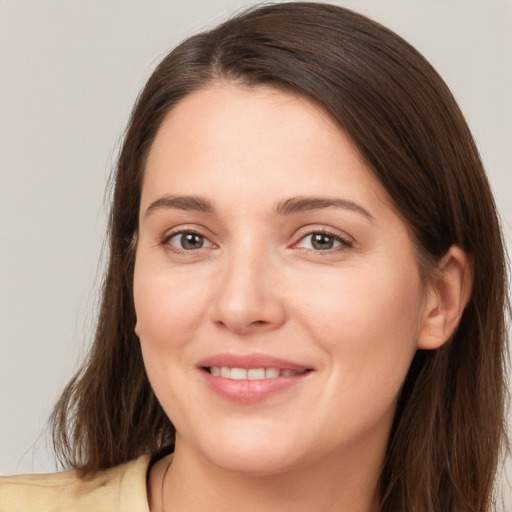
[247,368,265,380]
[210,367,220,376]
[281,369,297,377]
[265,368,280,379]
[220,367,231,378]
[230,368,248,380]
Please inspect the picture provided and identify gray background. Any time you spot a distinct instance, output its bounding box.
[1,0,511,503]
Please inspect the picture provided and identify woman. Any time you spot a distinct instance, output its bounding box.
[0,2,508,511]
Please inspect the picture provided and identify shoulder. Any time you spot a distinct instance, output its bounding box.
[0,455,151,512]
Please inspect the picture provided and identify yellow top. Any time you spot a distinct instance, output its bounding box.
[0,455,151,512]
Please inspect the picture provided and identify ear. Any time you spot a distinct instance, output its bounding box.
[417,245,473,350]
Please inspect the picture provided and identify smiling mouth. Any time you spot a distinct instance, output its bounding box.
[204,367,310,380]
[199,358,313,402]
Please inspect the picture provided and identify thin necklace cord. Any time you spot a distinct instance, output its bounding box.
[160,459,172,512]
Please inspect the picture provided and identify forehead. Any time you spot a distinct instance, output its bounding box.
[146,83,346,167]
[141,83,392,216]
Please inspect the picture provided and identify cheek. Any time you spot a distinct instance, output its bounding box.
[133,263,211,428]
[295,259,423,343]
[132,260,213,403]
[294,261,424,406]
[134,265,207,347]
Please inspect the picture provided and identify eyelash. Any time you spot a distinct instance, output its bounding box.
[162,229,216,254]
[292,229,353,253]
[161,228,353,254]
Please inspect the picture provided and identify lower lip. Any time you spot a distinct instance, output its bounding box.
[200,369,310,404]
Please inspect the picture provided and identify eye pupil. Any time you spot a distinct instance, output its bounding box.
[311,233,334,250]
[181,233,203,249]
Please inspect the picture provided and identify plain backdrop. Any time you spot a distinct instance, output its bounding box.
[1,0,511,503]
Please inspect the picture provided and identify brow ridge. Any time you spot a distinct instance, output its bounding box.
[275,196,374,220]
[144,194,373,221]
[145,195,215,217]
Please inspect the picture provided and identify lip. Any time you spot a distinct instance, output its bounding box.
[197,353,313,404]
[198,353,311,371]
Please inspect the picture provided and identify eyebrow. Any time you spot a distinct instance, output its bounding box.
[144,194,374,221]
[275,196,375,221]
[145,195,215,218]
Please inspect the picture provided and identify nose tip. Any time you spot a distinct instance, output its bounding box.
[210,259,286,335]
[214,305,282,335]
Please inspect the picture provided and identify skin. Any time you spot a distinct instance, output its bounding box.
[134,83,471,512]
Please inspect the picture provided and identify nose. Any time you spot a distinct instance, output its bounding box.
[210,249,286,335]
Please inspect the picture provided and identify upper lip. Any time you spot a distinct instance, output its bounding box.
[197,353,312,371]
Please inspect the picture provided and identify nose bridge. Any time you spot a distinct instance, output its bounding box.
[211,235,285,333]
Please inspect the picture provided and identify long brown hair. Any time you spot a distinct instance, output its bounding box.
[50,3,509,510]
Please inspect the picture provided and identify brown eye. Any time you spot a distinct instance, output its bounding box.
[311,233,335,250]
[295,232,351,252]
[168,232,213,250]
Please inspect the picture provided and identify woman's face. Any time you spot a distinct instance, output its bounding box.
[134,83,430,476]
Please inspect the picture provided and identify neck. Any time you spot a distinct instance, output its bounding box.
[150,438,384,512]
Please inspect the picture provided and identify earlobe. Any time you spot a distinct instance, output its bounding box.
[417,246,473,350]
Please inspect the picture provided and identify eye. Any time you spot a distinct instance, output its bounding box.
[166,231,215,251]
[295,231,351,251]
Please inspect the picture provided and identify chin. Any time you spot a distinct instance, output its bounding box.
[186,425,305,477]
[206,445,300,477]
